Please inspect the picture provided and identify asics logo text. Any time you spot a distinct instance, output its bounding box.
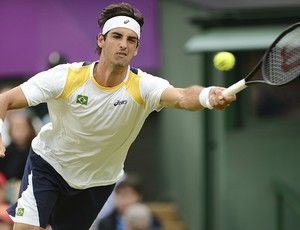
[114,100,127,106]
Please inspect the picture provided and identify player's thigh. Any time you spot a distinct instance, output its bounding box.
[8,150,60,228]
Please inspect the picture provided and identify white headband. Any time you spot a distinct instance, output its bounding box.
[102,16,141,39]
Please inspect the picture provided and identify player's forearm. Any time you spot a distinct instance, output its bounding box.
[160,85,204,111]
[160,85,235,111]
[0,86,28,114]
[0,94,9,122]
[0,86,28,130]
[178,86,236,111]
[177,85,204,111]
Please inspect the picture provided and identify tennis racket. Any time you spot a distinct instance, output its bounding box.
[222,22,300,96]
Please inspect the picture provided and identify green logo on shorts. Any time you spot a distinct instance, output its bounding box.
[17,208,24,216]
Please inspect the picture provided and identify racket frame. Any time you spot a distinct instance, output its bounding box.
[222,22,300,96]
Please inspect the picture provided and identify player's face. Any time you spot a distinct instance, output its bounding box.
[115,187,141,214]
[98,28,139,67]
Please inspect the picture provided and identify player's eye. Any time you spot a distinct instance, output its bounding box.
[113,34,121,39]
[128,37,138,44]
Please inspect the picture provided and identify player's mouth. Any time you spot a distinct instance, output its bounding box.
[116,52,127,57]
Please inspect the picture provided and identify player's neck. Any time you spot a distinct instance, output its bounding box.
[93,61,128,87]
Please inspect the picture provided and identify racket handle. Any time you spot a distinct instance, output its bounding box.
[222,79,247,96]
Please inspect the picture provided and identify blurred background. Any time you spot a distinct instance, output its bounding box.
[1,0,300,230]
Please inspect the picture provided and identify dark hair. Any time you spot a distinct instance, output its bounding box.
[115,175,143,196]
[95,3,144,55]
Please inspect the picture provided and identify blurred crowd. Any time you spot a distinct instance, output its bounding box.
[92,174,162,230]
[0,86,43,229]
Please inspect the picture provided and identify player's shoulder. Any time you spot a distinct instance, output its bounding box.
[131,66,169,85]
[49,62,95,81]
[51,62,89,71]
[130,66,154,79]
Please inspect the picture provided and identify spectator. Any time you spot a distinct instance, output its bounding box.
[91,173,127,229]
[0,173,12,229]
[123,203,152,230]
[0,203,13,230]
[0,111,36,180]
[0,172,8,205]
[97,176,161,230]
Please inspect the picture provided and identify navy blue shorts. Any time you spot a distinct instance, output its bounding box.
[7,148,115,229]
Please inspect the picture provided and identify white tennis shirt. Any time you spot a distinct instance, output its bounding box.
[20,62,172,189]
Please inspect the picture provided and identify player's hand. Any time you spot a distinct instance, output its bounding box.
[209,87,236,110]
[0,137,6,158]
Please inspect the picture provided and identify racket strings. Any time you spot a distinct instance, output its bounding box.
[264,26,300,85]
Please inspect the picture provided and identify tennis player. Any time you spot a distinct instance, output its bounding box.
[0,3,236,230]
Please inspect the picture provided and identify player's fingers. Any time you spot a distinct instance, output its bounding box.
[216,90,236,104]
[209,87,235,109]
[219,88,236,102]
[211,87,225,96]
[225,94,236,102]
[216,95,233,110]
[209,96,225,110]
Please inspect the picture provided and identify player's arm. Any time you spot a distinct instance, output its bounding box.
[0,86,28,157]
[159,85,236,111]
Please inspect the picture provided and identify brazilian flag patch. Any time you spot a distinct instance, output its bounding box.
[17,208,24,216]
[76,95,88,105]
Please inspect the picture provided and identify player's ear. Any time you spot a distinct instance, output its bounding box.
[98,33,105,48]
[134,44,139,56]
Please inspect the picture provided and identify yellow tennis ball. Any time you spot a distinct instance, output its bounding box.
[213,51,235,71]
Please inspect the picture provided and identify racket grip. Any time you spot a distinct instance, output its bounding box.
[222,79,247,96]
